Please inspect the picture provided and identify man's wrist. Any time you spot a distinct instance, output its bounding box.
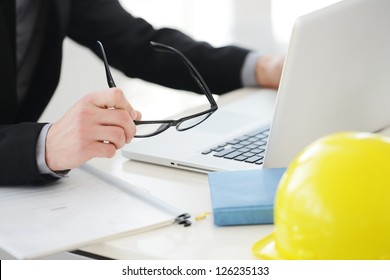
[255,54,285,89]
[36,123,69,178]
[241,51,262,87]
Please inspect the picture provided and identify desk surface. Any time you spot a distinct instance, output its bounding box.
[76,86,274,260]
[41,80,390,260]
[81,154,273,260]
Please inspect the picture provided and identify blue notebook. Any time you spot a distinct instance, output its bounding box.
[208,168,286,226]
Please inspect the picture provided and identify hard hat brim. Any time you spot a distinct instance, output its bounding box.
[252,232,282,260]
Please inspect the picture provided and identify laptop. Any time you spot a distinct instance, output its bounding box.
[122,0,390,173]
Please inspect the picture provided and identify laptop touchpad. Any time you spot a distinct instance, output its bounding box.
[196,112,254,134]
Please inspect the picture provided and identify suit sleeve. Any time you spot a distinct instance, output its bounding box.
[67,0,250,95]
[0,123,59,185]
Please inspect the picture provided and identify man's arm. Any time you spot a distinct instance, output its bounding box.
[0,122,58,185]
[67,0,249,95]
[0,88,141,185]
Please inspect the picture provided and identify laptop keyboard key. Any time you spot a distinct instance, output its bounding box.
[244,155,264,163]
[213,148,236,157]
[224,151,243,159]
[203,127,269,165]
[234,155,249,161]
[201,149,212,155]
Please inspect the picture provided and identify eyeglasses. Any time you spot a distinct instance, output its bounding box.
[96,41,218,138]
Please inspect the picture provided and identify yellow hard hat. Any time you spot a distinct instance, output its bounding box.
[253,132,390,259]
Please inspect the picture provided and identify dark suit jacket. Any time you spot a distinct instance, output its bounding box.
[0,0,250,185]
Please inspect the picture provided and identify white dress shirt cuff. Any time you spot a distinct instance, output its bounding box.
[241,51,262,87]
[36,123,67,178]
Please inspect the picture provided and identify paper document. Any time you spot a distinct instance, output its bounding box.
[0,164,189,259]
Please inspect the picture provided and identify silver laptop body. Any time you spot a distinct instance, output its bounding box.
[122,0,390,173]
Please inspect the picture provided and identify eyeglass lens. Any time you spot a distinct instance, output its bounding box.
[135,123,171,138]
[176,112,213,131]
[134,111,213,137]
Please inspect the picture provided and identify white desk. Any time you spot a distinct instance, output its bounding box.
[74,86,275,260]
[40,80,390,260]
[29,75,390,259]
[79,153,273,260]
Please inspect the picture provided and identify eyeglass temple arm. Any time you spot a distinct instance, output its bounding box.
[96,41,116,88]
[96,41,216,108]
[150,41,217,107]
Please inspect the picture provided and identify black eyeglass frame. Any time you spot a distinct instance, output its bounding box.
[96,40,218,138]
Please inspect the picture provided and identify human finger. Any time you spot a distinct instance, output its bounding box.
[92,125,127,149]
[88,88,136,115]
[93,108,136,143]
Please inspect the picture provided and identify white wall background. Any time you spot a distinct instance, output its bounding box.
[39,0,340,122]
[39,0,276,122]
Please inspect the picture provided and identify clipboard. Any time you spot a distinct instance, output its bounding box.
[0,164,190,259]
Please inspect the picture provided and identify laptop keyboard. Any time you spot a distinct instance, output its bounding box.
[201,128,269,165]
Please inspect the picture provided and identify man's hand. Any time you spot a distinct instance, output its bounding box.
[45,88,141,172]
[256,54,285,89]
